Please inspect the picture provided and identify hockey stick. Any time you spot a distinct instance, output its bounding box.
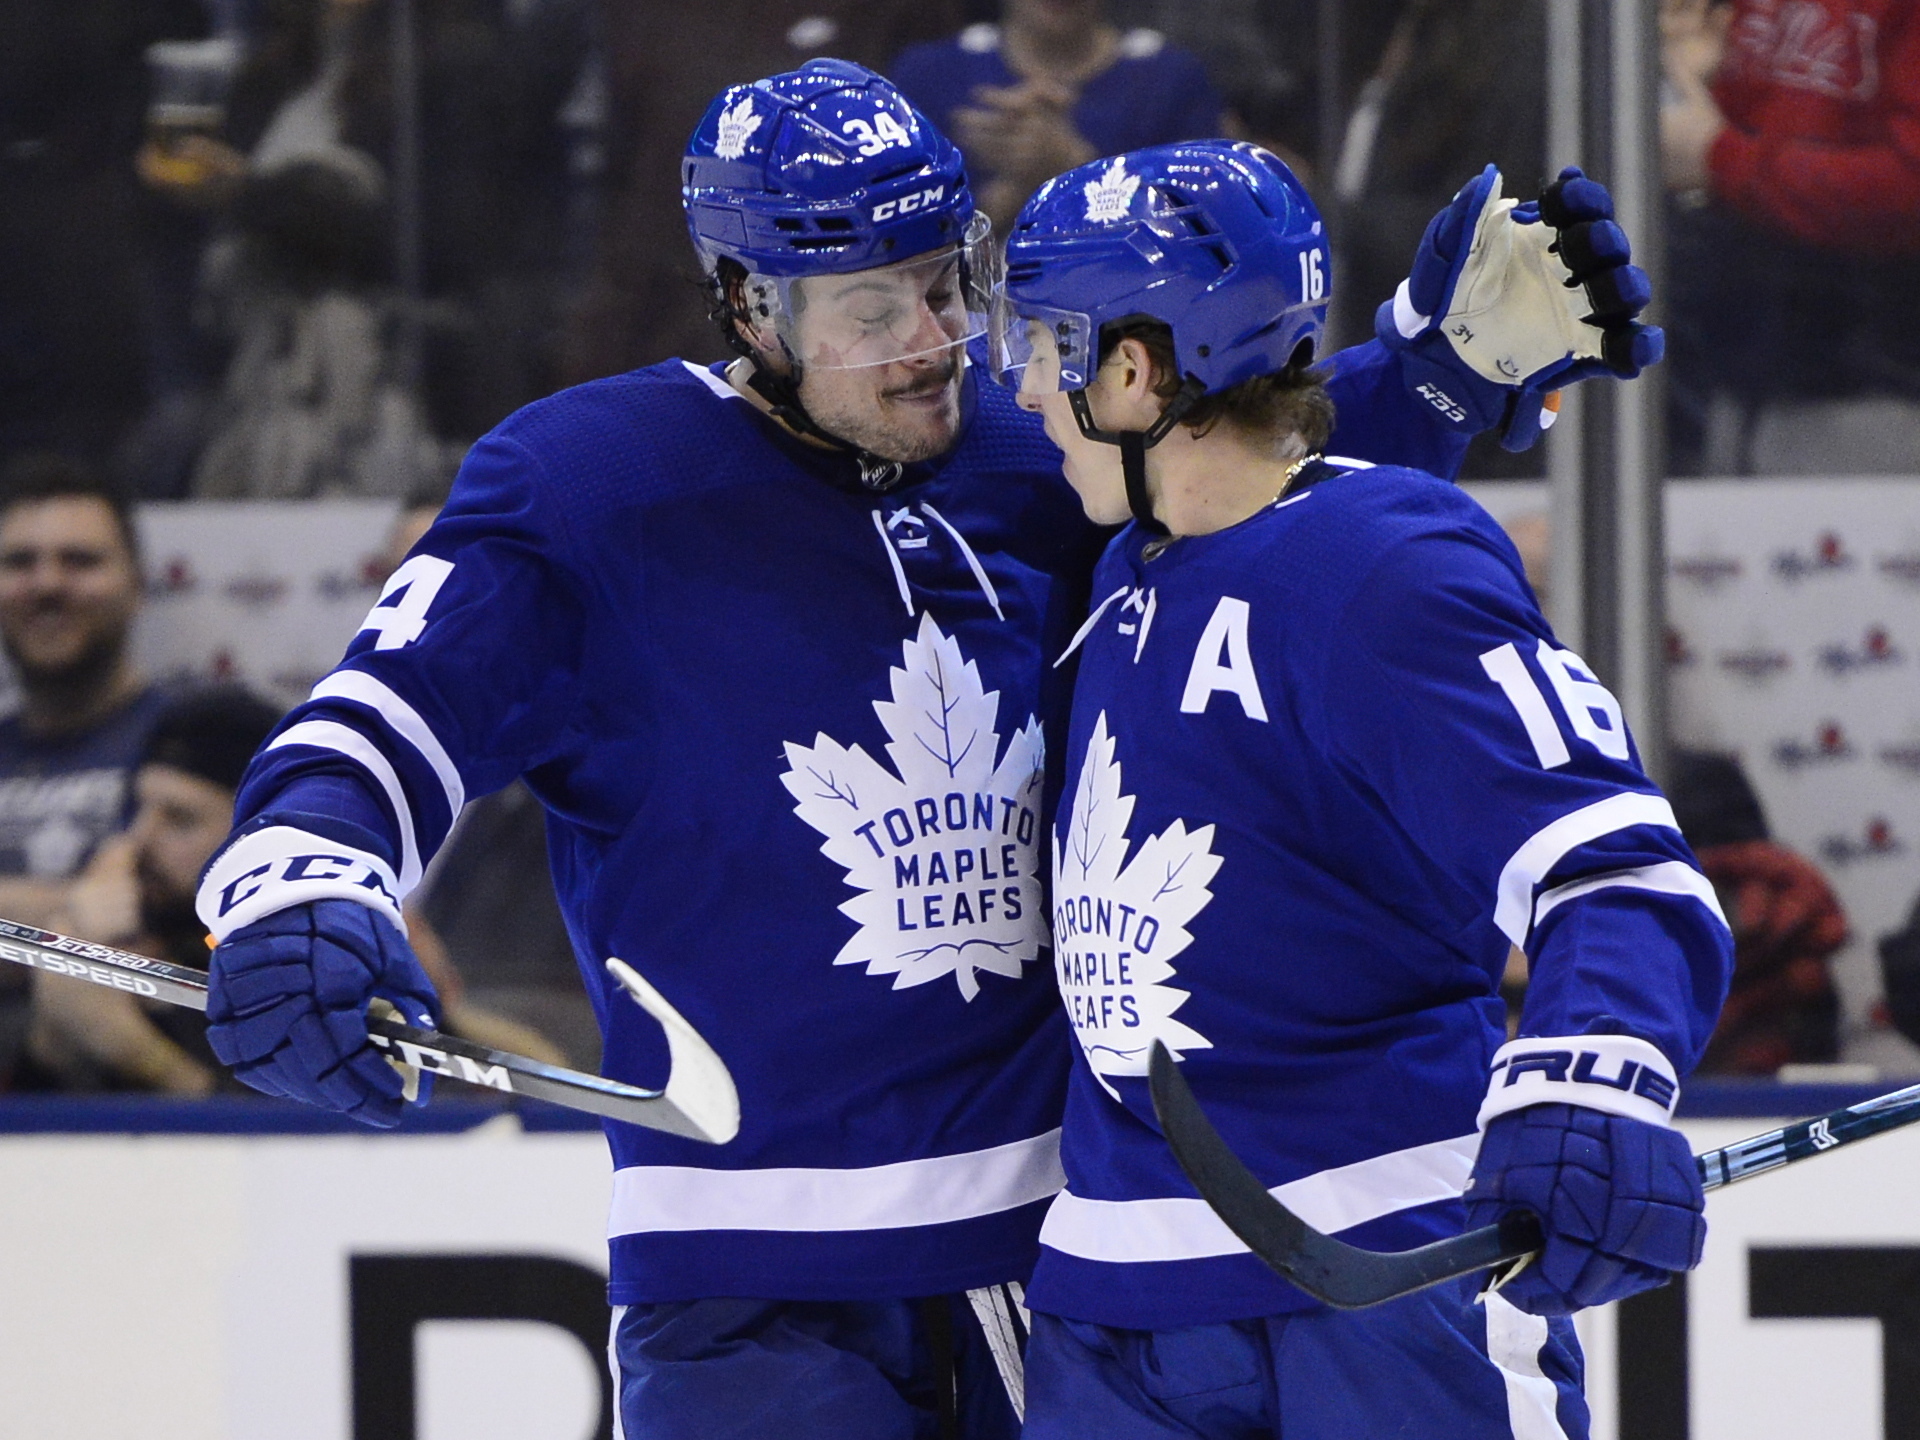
[0,915,739,1143]
[1147,1038,1920,1310]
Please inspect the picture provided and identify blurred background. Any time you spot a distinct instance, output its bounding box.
[1,2,1917,1437]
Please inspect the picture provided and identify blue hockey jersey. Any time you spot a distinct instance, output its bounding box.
[200,350,1472,1304]
[1027,460,1733,1331]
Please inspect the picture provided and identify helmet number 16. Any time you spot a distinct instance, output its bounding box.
[1297,248,1327,303]
[843,112,914,158]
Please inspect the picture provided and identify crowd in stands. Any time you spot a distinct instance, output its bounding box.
[1661,0,1920,476]
[0,0,1913,1100]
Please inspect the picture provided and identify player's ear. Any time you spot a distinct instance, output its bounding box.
[1109,336,1166,419]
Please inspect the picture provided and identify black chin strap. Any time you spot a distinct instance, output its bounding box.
[1068,377,1207,535]
[1118,432,1156,534]
[743,361,906,492]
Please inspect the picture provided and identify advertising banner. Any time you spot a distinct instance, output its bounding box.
[132,499,400,709]
[5,1108,1920,1439]
[1471,479,1920,1071]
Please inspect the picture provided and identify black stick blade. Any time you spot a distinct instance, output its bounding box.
[1147,1040,1542,1309]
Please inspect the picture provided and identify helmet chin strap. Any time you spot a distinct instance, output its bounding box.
[739,349,908,492]
[1068,378,1207,536]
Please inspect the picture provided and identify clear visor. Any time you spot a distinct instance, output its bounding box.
[747,212,1000,372]
[988,293,1096,393]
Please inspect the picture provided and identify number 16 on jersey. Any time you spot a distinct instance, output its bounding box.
[1480,638,1631,768]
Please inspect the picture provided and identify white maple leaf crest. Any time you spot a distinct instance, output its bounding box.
[713,96,762,160]
[1083,157,1141,224]
[1053,712,1220,1095]
[781,614,1047,1000]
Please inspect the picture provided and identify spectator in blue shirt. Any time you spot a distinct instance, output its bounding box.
[0,454,172,1089]
[892,0,1223,231]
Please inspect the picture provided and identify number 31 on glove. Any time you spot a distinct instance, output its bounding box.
[1382,164,1665,451]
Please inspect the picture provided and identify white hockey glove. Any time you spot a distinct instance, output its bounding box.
[1381,165,1664,451]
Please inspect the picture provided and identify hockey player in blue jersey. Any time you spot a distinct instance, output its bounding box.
[185,55,1671,1439]
[993,142,1731,1438]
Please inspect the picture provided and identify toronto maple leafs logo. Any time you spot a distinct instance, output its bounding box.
[713,96,762,160]
[1083,157,1141,224]
[1053,713,1219,1095]
[782,614,1046,1000]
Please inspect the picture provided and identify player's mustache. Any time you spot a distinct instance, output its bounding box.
[882,361,959,400]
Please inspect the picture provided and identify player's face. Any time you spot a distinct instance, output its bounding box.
[788,251,971,462]
[0,498,141,686]
[129,764,235,911]
[1016,326,1132,525]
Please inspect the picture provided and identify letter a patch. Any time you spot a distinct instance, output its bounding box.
[1180,596,1268,721]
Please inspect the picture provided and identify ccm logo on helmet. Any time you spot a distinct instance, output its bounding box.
[1489,1047,1678,1112]
[873,186,945,222]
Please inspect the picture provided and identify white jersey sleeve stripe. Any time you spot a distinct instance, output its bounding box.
[1037,1132,1479,1265]
[1494,792,1681,947]
[607,1129,1064,1237]
[1532,859,1728,932]
[311,669,466,825]
[267,719,423,892]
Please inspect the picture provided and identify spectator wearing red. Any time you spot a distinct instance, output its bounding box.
[1663,0,1920,474]
[1694,841,1848,1074]
[1668,0,1920,254]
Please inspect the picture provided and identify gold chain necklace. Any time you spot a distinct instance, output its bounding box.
[1271,451,1321,508]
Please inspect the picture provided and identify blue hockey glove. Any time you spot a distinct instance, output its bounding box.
[1465,1102,1706,1315]
[1380,164,1665,451]
[206,898,440,1128]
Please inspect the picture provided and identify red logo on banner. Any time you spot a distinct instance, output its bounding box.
[1774,721,1855,770]
[1817,625,1904,676]
[1774,532,1856,581]
[148,556,198,597]
[1820,816,1905,867]
[1666,628,1698,667]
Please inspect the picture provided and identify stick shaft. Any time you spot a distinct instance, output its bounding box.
[1695,1081,1920,1191]
[0,913,721,1138]
[1150,1038,1920,1309]
[0,916,214,1009]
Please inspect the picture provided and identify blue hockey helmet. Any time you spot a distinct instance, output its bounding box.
[992,141,1329,396]
[684,60,997,374]
[685,58,974,278]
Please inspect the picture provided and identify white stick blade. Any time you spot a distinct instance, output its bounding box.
[605,957,741,1144]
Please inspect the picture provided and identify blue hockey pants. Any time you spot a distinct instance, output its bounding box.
[610,1293,1022,1439]
[1023,1278,1589,1439]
